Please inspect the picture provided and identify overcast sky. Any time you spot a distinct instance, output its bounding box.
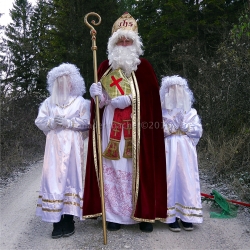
[0,0,37,26]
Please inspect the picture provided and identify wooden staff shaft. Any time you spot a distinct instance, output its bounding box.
[84,12,107,245]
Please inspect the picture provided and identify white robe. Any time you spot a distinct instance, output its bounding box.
[100,102,136,225]
[35,96,90,222]
[163,108,203,224]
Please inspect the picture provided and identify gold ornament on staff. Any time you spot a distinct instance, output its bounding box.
[84,12,107,245]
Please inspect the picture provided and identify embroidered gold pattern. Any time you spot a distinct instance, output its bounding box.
[64,201,80,207]
[132,216,167,223]
[130,71,141,216]
[42,208,62,212]
[56,97,77,109]
[123,139,132,158]
[171,129,186,135]
[102,139,120,160]
[167,206,176,210]
[64,193,83,200]
[175,203,203,211]
[82,213,102,219]
[92,120,101,193]
[167,213,176,218]
[100,68,131,99]
[41,199,63,203]
[175,208,203,217]
[37,192,83,212]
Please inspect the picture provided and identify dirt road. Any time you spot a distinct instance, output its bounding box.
[1,139,249,249]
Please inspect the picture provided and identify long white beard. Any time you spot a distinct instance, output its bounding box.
[108,45,141,77]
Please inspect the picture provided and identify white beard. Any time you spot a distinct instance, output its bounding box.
[108,44,141,77]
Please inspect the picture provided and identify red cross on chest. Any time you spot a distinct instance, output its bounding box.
[110,76,124,95]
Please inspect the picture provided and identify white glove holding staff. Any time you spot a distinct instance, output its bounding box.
[89,82,103,99]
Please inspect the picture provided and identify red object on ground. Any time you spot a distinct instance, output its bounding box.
[201,192,250,207]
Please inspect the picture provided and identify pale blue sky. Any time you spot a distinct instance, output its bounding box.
[0,0,37,26]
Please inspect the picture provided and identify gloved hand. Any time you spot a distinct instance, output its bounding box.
[54,116,70,128]
[48,118,57,130]
[111,95,131,109]
[175,112,189,132]
[89,82,103,99]
[174,111,184,127]
[179,121,189,132]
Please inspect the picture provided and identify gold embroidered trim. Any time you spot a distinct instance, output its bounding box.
[101,66,113,79]
[167,207,176,210]
[41,199,63,203]
[175,208,203,217]
[37,201,82,212]
[56,97,77,109]
[102,139,120,160]
[41,208,62,212]
[100,68,131,99]
[123,139,132,158]
[64,193,83,200]
[131,216,166,223]
[82,213,102,219]
[130,71,140,216]
[175,203,203,211]
[38,193,83,203]
[92,120,101,193]
[167,213,176,218]
[64,201,80,207]
[129,74,137,208]
[171,129,186,135]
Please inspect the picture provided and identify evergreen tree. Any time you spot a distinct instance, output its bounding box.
[133,0,191,78]
[4,0,36,95]
[197,0,247,55]
[116,0,136,15]
[43,0,119,97]
[30,0,54,94]
[0,13,8,94]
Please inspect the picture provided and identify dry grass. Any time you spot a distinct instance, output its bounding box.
[199,127,250,202]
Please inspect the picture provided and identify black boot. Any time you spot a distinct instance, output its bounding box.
[63,214,75,237]
[52,216,63,239]
[107,222,121,231]
[139,222,153,233]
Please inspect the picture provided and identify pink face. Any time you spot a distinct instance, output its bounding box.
[116,36,133,46]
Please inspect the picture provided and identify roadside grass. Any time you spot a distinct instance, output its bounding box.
[198,127,250,203]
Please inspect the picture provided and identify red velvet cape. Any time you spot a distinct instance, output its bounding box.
[83,58,167,221]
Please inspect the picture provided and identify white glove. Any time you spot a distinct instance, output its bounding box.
[89,82,103,99]
[179,121,189,132]
[174,112,184,128]
[175,112,189,132]
[54,116,70,128]
[48,118,57,130]
[111,95,131,109]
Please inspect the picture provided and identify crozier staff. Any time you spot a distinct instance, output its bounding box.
[83,12,167,233]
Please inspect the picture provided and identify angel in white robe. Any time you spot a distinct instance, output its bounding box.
[35,63,90,238]
[160,75,203,232]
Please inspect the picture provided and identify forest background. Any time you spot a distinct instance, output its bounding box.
[0,0,249,203]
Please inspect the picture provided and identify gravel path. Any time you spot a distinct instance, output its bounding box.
[0,139,249,250]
